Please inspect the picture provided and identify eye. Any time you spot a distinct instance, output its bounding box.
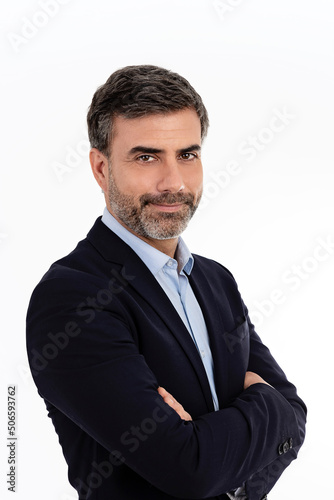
[179,152,198,161]
[137,154,156,163]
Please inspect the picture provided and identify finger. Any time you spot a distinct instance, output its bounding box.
[157,386,167,397]
[158,387,175,405]
[158,387,192,420]
[182,411,192,422]
[157,386,173,399]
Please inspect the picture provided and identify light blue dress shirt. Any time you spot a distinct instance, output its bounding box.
[101,207,219,411]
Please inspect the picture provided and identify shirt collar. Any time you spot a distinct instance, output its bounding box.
[175,237,194,275]
[101,207,194,276]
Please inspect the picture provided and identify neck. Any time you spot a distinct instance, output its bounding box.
[108,209,179,258]
[140,236,179,259]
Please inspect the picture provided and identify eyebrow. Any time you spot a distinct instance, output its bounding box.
[128,144,202,156]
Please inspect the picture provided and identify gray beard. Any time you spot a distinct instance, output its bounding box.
[107,173,201,240]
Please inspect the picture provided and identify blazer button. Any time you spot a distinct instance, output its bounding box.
[278,438,293,455]
[283,440,290,453]
[260,495,268,500]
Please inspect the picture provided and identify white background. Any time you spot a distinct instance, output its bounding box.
[1,1,333,498]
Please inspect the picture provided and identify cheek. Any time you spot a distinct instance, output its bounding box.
[186,168,203,192]
[113,169,156,195]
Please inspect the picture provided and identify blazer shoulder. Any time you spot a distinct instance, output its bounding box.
[192,253,236,282]
[35,238,98,286]
[34,217,127,286]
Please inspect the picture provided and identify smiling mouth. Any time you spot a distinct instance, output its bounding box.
[149,203,184,212]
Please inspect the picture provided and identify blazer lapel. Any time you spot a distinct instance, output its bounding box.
[87,218,215,412]
[189,258,231,408]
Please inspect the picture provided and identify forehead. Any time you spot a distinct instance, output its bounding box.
[111,109,201,149]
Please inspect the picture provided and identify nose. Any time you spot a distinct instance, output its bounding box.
[156,158,184,193]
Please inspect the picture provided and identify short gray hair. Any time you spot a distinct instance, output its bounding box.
[87,65,209,157]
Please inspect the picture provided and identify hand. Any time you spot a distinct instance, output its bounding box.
[158,387,192,421]
[244,371,271,390]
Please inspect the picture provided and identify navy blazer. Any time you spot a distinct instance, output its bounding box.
[26,218,306,500]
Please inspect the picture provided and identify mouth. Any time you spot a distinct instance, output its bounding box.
[149,203,184,213]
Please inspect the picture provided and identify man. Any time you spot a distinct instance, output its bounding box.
[26,65,306,500]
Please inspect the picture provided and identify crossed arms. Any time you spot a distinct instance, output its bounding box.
[159,371,272,421]
[27,268,306,499]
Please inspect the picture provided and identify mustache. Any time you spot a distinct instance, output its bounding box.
[140,192,195,207]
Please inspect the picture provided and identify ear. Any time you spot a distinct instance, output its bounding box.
[89,148,109,192]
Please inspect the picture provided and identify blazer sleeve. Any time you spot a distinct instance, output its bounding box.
[242,303,307,500]
[26,274,305,500]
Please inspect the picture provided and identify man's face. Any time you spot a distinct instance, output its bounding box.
[106,108,203,241]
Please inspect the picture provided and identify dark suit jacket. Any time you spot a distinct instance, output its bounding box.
[26,218,306,500]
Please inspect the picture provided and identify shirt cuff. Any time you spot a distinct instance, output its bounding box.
[227,485,248,499]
